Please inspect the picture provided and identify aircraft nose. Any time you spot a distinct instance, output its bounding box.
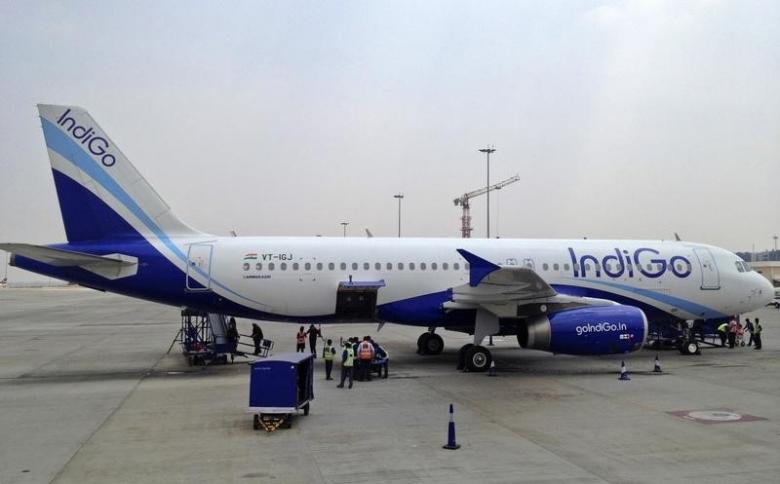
[757,273,775,305]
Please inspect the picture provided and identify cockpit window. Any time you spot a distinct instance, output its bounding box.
[743,261,752,272]
[735,261,745,273]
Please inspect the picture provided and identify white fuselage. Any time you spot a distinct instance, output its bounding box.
[182,236,772,322]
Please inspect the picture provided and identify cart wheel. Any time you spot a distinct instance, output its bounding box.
[282,415,292,428]
[253,414,260,430]
[303,403,310,416]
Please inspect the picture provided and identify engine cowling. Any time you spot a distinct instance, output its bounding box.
[518,305,647,355]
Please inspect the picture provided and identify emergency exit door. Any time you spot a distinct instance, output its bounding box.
[186,243,213,291]
[693,248,720,290]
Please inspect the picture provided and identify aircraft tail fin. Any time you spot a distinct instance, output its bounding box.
[36,104,200,242]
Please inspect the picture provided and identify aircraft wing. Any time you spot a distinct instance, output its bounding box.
[446,249,616,319]
[0,243,138,279]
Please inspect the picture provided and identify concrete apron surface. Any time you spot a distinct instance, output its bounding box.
[1,288,780,484]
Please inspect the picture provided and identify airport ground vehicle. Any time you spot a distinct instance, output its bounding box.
[248,353,314,432]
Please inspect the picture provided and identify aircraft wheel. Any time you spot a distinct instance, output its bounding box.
[457,344,474,370]
[417,333,430,354]
[303,403,310,416]
[679,340,699,355]
[423,333,444,355]
[465,345,492,372]
[253,414,260,430]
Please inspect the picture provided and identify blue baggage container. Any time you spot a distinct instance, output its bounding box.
[248,353,314,431]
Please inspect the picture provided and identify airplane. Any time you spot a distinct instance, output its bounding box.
[1,105,773,372]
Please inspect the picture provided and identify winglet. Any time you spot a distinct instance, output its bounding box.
[457,249,500,287]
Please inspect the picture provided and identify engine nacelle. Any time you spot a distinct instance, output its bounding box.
[519,305,647,355]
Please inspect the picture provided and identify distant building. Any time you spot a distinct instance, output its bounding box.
[749,261,780,287]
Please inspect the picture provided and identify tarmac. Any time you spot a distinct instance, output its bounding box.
[1,287,780,484]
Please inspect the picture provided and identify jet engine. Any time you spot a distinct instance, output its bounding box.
[518,305,647,355]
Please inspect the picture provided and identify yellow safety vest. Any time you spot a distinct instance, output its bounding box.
[323,345,335,361]
[344,347,354,367]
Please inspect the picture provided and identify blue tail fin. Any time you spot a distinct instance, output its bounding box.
[37,105,199,242]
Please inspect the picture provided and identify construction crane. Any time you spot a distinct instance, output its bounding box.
[454,174,520,238]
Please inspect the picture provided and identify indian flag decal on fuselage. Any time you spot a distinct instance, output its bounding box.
[244,253,258,260]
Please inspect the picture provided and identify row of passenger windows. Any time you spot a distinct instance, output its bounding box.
[539,262,691,273]
[243,261,468,272]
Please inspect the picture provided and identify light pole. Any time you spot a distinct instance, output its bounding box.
[774,235,778,260]
[340,222,349,237]
[393,194,404,237]
[479,146,496,238]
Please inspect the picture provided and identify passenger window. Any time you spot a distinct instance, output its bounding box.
[584,263,591,271]
[375,262,381,270]
[465,263,469,270]
[352,262,358,270]
[431,263,438,270]
[421,263,427,270]
[398,263,404,270]
[594,263,600,272]
[304,262,310,271]
[316,262,323,271]
[293,263,299,270]
[256,263,262,270]
[364,262,370,270]
[553,263,559,271]
[442,262,449,270]
[563,263,569,271]
[340,262,347,270]
[542,263,549,271]
[243,263,250,271]
[281,263,287,270]
[453,263,460,270]
[269,263,275,271]
[409,262,415,270]
[386,263,392,270]
[328,263,335,270]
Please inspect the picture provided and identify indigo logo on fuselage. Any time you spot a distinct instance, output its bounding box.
[568,247,692,279]
[56,109,116,167]
[575,321,628,336]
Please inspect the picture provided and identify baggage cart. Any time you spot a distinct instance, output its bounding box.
[248,353,314,432]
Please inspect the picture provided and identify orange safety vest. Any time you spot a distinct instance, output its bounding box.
[296,332,306,344]
[358,341,374,360]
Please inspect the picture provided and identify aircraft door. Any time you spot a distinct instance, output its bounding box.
[693,248,720,290]
[186,243,213,291]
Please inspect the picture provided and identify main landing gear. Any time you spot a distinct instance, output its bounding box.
[417,330,444,355]
[456,344,492,372]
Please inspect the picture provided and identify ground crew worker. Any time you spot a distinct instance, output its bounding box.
[323,339,336,380]
[251,323,264,356]
[375,343,389,378]
[753,319,763,350]
[337,341,354,389]
[728,317,738,348]
[306,323,321,357]
[357,336,375,382]
[227,317,239,361]
[745,318,755,346]
[295,326,306,353]
[717,322,728,347]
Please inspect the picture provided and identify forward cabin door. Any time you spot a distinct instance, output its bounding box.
[186,243,214,291]
[693,248,720,290]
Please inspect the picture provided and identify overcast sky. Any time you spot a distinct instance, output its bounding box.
[1,1,779,280]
